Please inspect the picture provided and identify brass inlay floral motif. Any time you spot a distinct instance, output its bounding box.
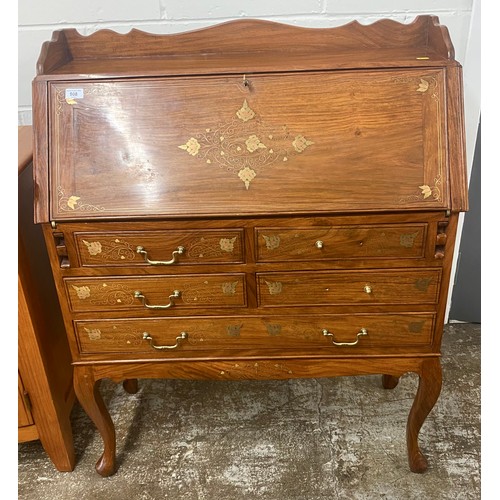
[82,240,102,256]
[81,238,136,262]
[399,232,419,248]
[71,282,135,306]
[72,285,91,299]
[83,327,102,340]
[55,85,105,114]
[417,79,430,93]
[265,280,283,295]
[81,324,147,346]
[219,237,237,253]
[57,187,105,213]
[236,99,256,122]
[400,174,442,204]
[262,234,281,250]
[266,324,282,336]
[188,236,239,259]
[393,76,438,101]
[292,135,314,152]
[222,281,239,295]
[178,99,315,189]
[245,134,267,153]
[226,324,243,337]
[180,279,243,304]
[394,74,443,204]
[89,284,135,306]
[415,277,433,292]
[179,138,201,156]
[224,361,293,377]
[408,321,425,333]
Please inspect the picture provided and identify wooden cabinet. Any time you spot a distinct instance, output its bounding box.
[18,126,75,471]
[32,16,468,476]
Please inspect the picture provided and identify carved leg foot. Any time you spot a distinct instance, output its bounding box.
[382,374,400,389]
[123,379,139,394]
[406,358,442,473]
[73,366,116,477]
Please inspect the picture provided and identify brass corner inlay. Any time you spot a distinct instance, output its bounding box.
[57,187,105,213]
[82,240,103,256]
[399,232,418,248]
[72,285,91,299]
[262,234,281,250]
[265,280,283,295]
[178,99,315,189]
[266,324,282,336]
[400,174,442,204]
[83,327,102,340]
[395,74,443,205]
[81,238,136,261]
[226,324,243,337]
[417,79,430,93]
[415,277,433,292]
[222,281,239,295]
[408,321,425,333]
[219,237,237,252]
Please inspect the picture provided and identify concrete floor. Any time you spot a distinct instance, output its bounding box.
[18,323,480,499]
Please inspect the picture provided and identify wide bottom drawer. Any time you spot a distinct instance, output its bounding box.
[75,313,435,355]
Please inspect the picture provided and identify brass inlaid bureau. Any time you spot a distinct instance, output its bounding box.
[32,16,468,476]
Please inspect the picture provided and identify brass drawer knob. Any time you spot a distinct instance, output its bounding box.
[315,240,324,249]
[143,331,188,350]
[364,284,372,294]
[134,290,181,309]
[322,327,368,346]
[136,245,185,265]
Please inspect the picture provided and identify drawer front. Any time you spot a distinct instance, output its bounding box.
[74,229,244,267]
[74,313,435,355]
[256,224,426,262]
[258,269,441,307]
[49,68,446,220]
[65,274,247,312]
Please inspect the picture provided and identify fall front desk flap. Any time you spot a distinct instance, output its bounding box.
[49,68,448,220]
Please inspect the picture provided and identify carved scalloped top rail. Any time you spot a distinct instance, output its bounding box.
[36,16,457,78]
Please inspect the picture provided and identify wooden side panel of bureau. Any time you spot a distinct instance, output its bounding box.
[18,126,75,471]
[32,17,468,476]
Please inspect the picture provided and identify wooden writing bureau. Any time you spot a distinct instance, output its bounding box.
[32,16,468,476]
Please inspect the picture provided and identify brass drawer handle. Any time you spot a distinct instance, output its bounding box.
[322,327,368,346]
[142,331,188,350]
[315,240,324,249]
[134,290,181,309]
[136,245,185,265]
[364,284,372,294]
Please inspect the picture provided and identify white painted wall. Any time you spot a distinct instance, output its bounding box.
[18,0,481,320]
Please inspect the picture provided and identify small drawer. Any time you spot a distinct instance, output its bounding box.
[65,274,247,312]
[74,229,244,267]
[74,313,435,355]
[256,224,427,262]
[258,269,441,307]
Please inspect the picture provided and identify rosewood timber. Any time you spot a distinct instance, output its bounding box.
[32,17,468,476]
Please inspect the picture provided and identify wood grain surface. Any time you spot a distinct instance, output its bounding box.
[31,17,468,476]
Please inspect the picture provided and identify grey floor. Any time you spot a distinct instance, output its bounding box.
[18,323,480,500]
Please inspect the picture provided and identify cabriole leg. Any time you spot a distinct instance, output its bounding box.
[406,358,442,473]
[73,366,116,477]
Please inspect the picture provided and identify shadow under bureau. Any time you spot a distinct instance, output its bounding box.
[32,16,468,476]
